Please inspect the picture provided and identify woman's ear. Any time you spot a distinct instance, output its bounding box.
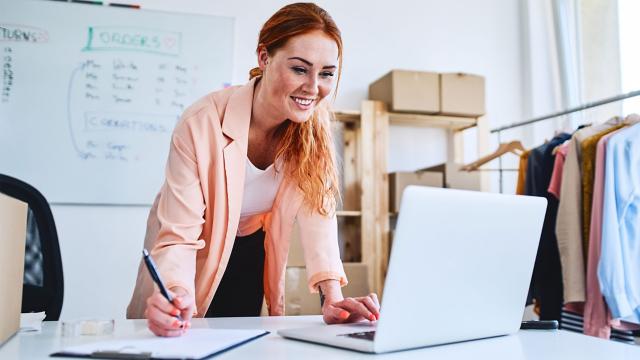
[257,44,269,71]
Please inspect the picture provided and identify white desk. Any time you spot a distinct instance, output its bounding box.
[2,316,639,359]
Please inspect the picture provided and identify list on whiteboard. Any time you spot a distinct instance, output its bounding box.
[68,26,192,163]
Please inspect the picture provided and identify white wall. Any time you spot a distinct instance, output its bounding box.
[47,0,525,319]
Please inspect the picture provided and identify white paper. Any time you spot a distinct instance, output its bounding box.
[56,328,268,359]
[20,312,46,332]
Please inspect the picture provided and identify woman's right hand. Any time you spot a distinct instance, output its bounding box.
[144,286,195,337]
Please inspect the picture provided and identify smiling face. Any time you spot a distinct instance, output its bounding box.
[257,30,339,124]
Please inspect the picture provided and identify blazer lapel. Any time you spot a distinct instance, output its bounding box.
[220,78,256,267]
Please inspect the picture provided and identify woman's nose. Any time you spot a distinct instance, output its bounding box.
[301,74,319,96]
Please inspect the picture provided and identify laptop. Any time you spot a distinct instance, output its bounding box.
[279,186,547,353]
[0,193,28,346]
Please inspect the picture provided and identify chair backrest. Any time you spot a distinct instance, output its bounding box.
[0,174,64,321]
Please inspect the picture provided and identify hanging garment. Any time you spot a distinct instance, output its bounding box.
[598,123,640,323]
[516,149,531,195]
[555,117,624,304]
[584,129,623,338]
[526,133,571,321]
[547,142,570,199]
[579,125,626,262]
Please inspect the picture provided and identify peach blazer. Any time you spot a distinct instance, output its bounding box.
[127,78,347,318]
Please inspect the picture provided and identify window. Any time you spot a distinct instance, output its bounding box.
[618,0,640,114]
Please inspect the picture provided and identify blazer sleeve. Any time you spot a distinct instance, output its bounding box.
[296,206,347,293]
[151,119,207,298]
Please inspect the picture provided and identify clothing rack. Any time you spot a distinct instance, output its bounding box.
[489,89,640,193]
[490,91,640,342]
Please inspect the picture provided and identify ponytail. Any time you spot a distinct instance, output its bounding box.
[249,67,263,80]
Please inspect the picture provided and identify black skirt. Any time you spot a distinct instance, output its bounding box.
[205,229,265,318]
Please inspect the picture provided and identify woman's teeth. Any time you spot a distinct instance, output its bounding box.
[293,97,313,106]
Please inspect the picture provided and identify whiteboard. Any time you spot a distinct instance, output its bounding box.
[0,0,234,205]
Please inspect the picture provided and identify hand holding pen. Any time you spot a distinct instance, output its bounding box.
[142,249,196,337]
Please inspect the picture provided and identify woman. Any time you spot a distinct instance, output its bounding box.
[127,3,380,337]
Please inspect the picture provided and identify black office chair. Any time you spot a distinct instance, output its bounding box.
[0,174,64,321]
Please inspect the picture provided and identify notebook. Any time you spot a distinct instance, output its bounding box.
[51,328,269,359]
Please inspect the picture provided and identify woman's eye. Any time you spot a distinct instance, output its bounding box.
[292,67,307,74]
[320,72,335,78]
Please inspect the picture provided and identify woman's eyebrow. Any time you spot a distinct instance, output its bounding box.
[288,56,337,70]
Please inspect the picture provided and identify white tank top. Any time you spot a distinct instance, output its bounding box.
[240,157,284,221]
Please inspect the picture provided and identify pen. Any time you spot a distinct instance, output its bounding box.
[142,249,183,322]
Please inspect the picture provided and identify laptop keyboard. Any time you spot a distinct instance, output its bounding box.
[340,330,376,341]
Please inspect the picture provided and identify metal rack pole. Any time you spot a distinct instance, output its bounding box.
[491,89,640,133]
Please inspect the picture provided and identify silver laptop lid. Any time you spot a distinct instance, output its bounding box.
[373,186,546,353]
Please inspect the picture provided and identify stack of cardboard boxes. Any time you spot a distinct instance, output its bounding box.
[372,69,487,259]
[368,70,485,117]
[371,69,487,207]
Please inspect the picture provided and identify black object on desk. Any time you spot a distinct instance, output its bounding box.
[520,320,559,330]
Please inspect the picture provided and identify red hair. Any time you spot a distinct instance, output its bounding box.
[250,3,342,216]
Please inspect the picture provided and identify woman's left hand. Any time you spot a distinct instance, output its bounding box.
[322,293,380,324]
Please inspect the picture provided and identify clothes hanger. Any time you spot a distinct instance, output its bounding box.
[460,140,526,172]
[624,113,640,125]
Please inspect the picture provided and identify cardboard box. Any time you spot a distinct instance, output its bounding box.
[389,171,444,212]
[440,73,485,117]
[285,263,370,316]
[285,267,321,315]
[369,70,440,114]
[419,162,483,191]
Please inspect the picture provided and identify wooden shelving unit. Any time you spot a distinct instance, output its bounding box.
[333,101,489,296]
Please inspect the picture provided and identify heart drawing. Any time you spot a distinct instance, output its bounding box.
[163,36,176,49]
